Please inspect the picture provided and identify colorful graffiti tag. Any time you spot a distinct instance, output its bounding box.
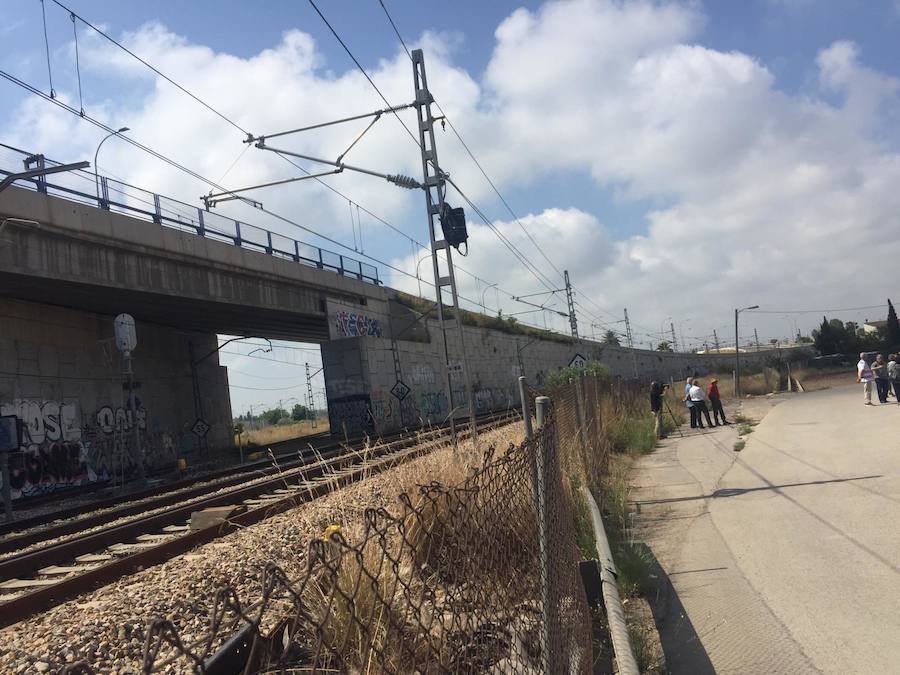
[334,310,383,338]
[0,400,157,501]
[0,400,93,500]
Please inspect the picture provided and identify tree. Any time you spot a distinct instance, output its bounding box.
[291,403,309,421]
[887,299,900,347]
[656,341,673,352]
[813,316,862,355]
[263,407,288,426]
[812,316,835,354]
[602,330,621,346]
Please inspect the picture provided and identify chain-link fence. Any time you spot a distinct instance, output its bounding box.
[64,374,625,674]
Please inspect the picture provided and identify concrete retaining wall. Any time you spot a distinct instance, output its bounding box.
[0,299,231,500]
[322,301,796,435]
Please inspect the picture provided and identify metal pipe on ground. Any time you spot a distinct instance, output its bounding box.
[581,485,640,675]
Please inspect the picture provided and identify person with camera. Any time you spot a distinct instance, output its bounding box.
[649,380,669,439]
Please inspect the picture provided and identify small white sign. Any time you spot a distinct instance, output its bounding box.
[114,314,137,353]
[568,353,587,370]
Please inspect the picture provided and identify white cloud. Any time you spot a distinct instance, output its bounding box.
[5,0,900,350]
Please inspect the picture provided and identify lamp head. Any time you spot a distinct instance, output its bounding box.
[116,127,130,133]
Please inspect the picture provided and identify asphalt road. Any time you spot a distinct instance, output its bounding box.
[633,385,900,674]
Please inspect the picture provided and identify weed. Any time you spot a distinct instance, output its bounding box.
[628,619,666,674]
[612,535,654,597]
[609,416,657,455]
[733,439,745,452]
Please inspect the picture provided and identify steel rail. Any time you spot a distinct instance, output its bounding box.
[0,423,438,551]
[0,422,464,578]
[0,412,516,628]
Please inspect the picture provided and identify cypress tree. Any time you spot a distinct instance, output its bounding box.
[887,299,900,347]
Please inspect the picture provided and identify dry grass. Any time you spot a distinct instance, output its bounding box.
[290,421,531,673]
[791,366,856,391]
[237,419,329,447]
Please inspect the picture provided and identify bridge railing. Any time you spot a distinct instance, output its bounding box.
[0,143,380,285]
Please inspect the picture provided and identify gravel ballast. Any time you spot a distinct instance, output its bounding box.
[0,424,521,673]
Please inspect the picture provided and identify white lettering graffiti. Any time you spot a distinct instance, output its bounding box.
[0,400,82,444]
[96,405,147,434]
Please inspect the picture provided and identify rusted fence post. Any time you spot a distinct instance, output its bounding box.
[533,395,551,673]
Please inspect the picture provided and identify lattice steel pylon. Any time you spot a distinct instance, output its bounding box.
[411,49,477,442]
[564,270,578,338]
[305,362,317,429]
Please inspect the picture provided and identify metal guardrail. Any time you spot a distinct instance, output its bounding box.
[582,485,640,675]
[0,143,380,285]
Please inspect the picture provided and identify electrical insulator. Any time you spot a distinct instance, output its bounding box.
[386,174,421,190]
[440,202,468,253]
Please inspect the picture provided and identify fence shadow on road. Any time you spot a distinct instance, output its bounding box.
[641,542,716,675]
[633,474,883,506]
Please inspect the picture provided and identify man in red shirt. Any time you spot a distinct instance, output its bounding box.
[707,378,729,426]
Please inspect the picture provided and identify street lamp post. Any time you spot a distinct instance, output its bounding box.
[94,127,129,206]
[481,283,498,315]
[413,252,431,297]
[734,305,760,397]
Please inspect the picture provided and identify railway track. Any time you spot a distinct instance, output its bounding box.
[0,424,424,554]
[0,411,516,628]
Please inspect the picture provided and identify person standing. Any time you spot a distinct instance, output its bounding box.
[872,354,890,404]
[888,354,900,405]
[689,379,714,428]
[684,376,697,428]
[857,352,875,406]
[649,381,668,439]
[707,378,729,426]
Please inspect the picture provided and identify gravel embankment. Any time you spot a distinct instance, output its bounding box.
[0,424,521,673]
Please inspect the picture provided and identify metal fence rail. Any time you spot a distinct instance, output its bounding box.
[55,373,643,674]
[0,143,380,285]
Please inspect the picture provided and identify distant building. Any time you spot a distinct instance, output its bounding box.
[863,319,887,334]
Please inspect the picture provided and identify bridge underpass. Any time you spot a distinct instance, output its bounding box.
[0,170,391,500]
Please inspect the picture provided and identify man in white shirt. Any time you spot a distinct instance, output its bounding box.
[857,352,874,406]
[689,379,714,428]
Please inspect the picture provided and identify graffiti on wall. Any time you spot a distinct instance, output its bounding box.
[0,400,93,500]
[0,400,82,444]
[0,400,167,501]
[95,404,147,434]
[334,310,383,338]
[329,394,374,435]
[409,364,435,385]
[370,390,395,428]
[421,391,448,418]
[366,389,425,431]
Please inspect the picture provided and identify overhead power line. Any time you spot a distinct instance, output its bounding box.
[7,7,575,337]
[52,0,250,136]
[307,0,420,149]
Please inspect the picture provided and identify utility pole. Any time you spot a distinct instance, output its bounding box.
[713,329,720,352]
[754,328,760,352]
[670,322,678,352]
[412,49,476,441]
[305,363,317,429]
[564,270,579,338]
[624,307,638,379]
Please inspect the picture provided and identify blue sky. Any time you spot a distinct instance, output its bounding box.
[3,0,900,413]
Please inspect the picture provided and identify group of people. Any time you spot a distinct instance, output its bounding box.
[856,352,900,405]
[649,374,729,438]
[683,376,729,429]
